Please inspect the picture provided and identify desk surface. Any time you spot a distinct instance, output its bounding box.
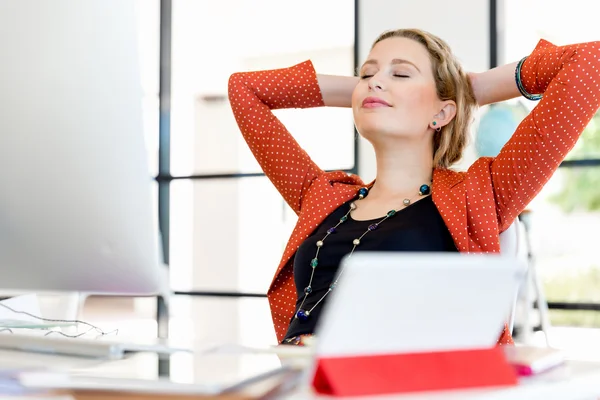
[0,346,301,400]
[288,359,600,400]
[3,345,600,400]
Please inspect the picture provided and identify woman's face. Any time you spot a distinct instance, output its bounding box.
[352,37,448,145]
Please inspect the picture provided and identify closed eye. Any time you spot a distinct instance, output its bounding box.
[360,74,409,79]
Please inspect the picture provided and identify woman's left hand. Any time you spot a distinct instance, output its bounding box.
[466,63,521,107]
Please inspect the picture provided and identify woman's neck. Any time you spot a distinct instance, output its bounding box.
[367,140,434,201]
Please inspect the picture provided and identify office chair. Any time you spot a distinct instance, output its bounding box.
[499,215,551,346]
[499,220,527,334]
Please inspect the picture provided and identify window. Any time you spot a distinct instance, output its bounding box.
[166,0,356,296]
[503,0,600,327]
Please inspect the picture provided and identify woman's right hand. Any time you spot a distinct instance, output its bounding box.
[316,74,359,108]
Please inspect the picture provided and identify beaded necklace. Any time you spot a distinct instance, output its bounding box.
[294,183,432,322]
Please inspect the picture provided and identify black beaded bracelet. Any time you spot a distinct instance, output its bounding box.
[515,56,543,101]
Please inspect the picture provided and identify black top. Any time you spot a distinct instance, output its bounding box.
[284,195,458,340]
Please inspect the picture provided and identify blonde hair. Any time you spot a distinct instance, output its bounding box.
[372,29,477,169]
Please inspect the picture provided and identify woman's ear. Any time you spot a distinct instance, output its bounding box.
[433,100,457,127]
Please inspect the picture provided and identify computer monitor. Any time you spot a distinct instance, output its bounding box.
[0,1,165,296]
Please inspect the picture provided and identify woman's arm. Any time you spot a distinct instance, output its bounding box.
[316,74,359,108]
[469,62,520,107]
[481,39,600,231]
[228,62,357,214]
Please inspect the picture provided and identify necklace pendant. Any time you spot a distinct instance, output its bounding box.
[403,198,410,206]
[296,309,310,321]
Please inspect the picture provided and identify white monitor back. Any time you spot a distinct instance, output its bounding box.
[0,1,163,295]
[314,252,526,357]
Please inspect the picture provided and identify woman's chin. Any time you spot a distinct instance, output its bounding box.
[357,125,398,141]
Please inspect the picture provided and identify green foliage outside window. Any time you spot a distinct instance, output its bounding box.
[549,112,600,212]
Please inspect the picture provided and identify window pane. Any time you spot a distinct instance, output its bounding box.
[184,296,276,347]
[563,113,600,162]
[503,0,600,328]
[81,295,278,377]
[169,177,297,293]
[502,0,600,161]
[170,0,355,177]
[526,167,600,327]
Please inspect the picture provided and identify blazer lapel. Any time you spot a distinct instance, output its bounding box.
[432,169,469,252]
[268,171,363,292]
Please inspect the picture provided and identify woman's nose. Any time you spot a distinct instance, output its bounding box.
[368,78,383,91]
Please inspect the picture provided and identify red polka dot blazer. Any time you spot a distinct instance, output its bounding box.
[228,39,600,344]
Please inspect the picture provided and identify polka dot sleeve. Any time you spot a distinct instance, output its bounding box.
[491,39,600,231]
[228,61,325,215]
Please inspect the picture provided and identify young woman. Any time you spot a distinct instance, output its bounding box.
[228,28,600,346]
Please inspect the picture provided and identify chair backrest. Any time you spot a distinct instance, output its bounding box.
[499,219,528,333]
